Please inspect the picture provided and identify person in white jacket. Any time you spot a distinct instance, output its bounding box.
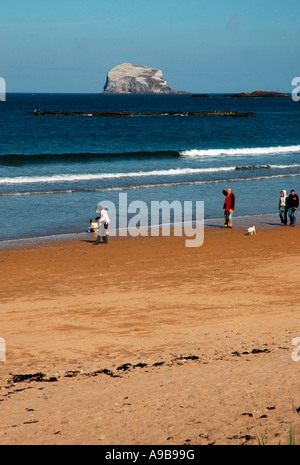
[279,190,287,226]
[93,205,110,245]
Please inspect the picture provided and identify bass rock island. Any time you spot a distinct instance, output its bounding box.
[103,63,188,94]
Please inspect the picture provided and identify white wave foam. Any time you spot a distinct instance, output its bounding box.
[0,166,235,184]
[2,172,300,197]
[180,145,300,158]
[271,164,300,169]
[0,163,299,185]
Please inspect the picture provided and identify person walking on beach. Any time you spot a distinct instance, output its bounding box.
[286,189,299,227]
[222,188,235,228]
[279,190,287,225]
[93,205,110,244]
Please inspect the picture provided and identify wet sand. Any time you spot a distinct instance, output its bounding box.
[0,224,300,445]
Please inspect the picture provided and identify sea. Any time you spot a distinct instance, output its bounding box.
[1,93,300,245]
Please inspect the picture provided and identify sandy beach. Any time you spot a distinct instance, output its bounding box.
[1,223,300,445]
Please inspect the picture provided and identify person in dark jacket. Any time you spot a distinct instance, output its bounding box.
[222,188,235,228]
[286,189,299,226]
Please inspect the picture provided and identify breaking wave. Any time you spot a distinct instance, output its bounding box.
[179,145,300,158]
[1,172,300,197]
[0,163,299,185]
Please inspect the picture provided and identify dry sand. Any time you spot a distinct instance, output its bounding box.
[0,224,300,445]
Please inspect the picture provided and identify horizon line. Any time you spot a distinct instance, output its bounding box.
[2,91,293,95]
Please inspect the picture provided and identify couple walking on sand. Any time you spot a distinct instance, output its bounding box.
[279,189,299,227]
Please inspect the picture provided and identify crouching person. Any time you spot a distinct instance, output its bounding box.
[94,206,110,244]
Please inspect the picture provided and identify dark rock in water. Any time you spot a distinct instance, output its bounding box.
[191,94,211,98]
[31,110,254,118]
[224,90,289,98]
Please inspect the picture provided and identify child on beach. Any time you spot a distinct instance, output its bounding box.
[87,218,98,233]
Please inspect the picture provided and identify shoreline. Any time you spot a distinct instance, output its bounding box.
[1,224,300,444]
[0,211,282,250]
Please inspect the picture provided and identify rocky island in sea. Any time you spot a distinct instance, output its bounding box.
[224,90,289,98]
[102,63,188,94]
[32,110,254,117]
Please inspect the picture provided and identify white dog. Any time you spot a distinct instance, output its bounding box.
[247,226,256,235]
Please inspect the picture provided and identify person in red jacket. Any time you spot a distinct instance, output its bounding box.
[222,188,235,228]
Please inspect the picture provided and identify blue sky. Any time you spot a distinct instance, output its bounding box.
[1,0,300,93]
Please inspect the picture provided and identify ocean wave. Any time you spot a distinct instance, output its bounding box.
[1,172,299,196]
[0,166,233,185]
[0,151,179,165]
[1,145,300,165]
[179,145,300,158]
[0,163,299,185]
[0,190,74,196]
